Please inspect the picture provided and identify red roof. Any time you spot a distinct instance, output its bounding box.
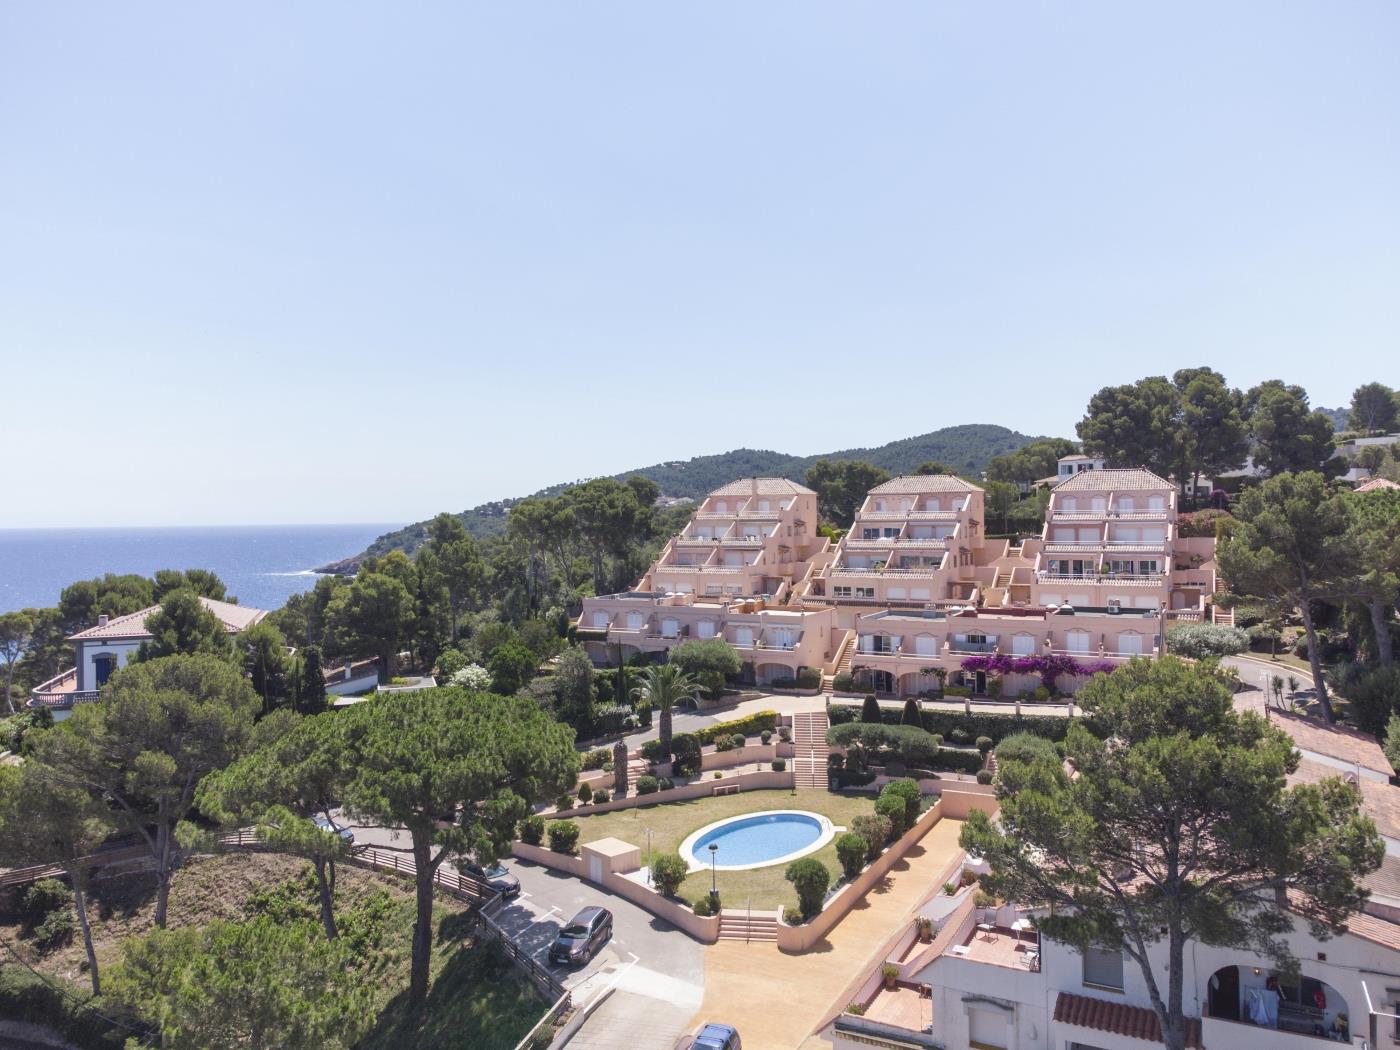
[1054,991,1203,1048]
[1356,478,1400,493]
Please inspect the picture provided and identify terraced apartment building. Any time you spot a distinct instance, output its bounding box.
[576,463,1220,695]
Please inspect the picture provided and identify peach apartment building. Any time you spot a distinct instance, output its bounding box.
[575,479,842,685]
[576,469,1219,695]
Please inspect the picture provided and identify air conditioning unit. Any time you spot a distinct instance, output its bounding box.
[1107,600,1121,615]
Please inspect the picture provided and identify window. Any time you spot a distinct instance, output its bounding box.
[855,587,875,599]
[698,621,716,639]
[1012,633,1036,656]
[1082,947,1124,991]
[968,1008,1008,1050]
[863,528,879,539]
[833,586,852,598]
[883,527,899,538]
[591,612,608,628]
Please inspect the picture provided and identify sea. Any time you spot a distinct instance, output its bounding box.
[0,524,402,614]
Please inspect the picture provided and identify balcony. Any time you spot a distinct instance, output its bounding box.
[859,510,961,521]
[948,641,998,654]
[1037,573,1165,587]
[29,668,101,709]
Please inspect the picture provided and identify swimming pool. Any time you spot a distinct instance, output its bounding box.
[679,810,837,871]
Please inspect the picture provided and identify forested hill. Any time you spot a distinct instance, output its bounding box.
[320,423,1048,571]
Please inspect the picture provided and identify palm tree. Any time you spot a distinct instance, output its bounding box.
[632,664,699,756]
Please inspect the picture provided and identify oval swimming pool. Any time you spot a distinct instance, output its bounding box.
[679,810,836,871]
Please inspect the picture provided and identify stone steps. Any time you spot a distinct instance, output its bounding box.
[718,910,780,942]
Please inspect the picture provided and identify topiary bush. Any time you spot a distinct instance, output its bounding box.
[835,832,868,881]
[547,820,580,854]
[796,667,822,690]
[861,694,882,723]
[593,788,611,804]
[880,779,922,832]
[635,774,659,795]
[995,732,1060,766]
[875,792,909,837]
[729,733,747,750]
[832,671,856,694]
[650,853,689,897]
[976,736,994,754]
[851,813,892,861]
[576,782,593,804]
[519,814,545,845]
[976,769,994,784]
[771,758,786,772]
[760,729,772,745]
[785,857,831,918]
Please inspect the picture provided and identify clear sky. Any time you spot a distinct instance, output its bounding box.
[2,3,1396,528]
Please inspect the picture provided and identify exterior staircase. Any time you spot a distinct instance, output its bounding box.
[1211,605,1235,626]
[791,710,831,790]
[718,907,780,942]
[821,631,856,691]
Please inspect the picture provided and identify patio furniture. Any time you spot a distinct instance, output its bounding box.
[1024,948,1040,971]
[950,944,971,956]
[977,923,996,940]
[1011,918,1032,945]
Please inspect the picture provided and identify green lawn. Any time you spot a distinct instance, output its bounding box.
[566,788,893,912]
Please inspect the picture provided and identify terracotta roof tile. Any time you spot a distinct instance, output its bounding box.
[68,597,267,641]
[869,475,982,494]
[1054,991,1203,1048]
[1288,759,1400,839]
[708,478,815,497]
[1356,478,1400,493]
[1052,996,1204,1047]
[1053,468,1175,493]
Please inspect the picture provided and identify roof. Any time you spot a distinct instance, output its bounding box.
[869,475,982,494]
[1053,991,1203,1048]
[1289,759,1400,839]
[1059,454,1097,462]
[708,478,815,497]
[1053,468,1175,493]
[1268,710,1394,776]
[1364,855,1400,904]
[68,597,267,641]
[1356,478,1400,493]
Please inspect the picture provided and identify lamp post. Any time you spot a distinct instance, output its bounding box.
[645,828,654,886]
[708,843,719,902]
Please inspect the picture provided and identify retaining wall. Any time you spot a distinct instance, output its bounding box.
[933,789,999,820]
[551,769,794,819]
[510,841,720,943]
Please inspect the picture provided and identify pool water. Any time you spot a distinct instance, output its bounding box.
[686,812,827,870]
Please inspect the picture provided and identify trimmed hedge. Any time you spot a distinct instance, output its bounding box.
[1165,623,1249,658]
[548,820,580,854]
[694,711,778,746]
[827,704,1072,746]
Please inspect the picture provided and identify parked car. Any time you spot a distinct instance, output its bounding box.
[314,815,355,844]
[690,1023,742,1050]
[464,861,521,898]
[548,906,612,966]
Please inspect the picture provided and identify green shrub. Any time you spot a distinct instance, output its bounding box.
[670,733,703,776]
[783,906,804,925]
[555,794,574,812]
[19,880,70,931]
[975,736,994,753]
[729,733,747,750]
[576,782,593,804]
[693,895,717,917]
[1032,686,1051,702]
[846,1002,867,1015]
[880,780,922,832]
[635,774,659,795]
[33,908,75,953]
[519,814,545,845]
[851,814,892,861]
[832,671,856,694]
[693,711,778,746]
[901,697,921,726]
[1165,623,1249,659]
[827,703,858,725]
[760,729,773,745]
[949,727,970,744]
[593,788,611,803]
[768,676,797,690]
[976,769,994,784]
[650,853,689,897]
[658,777,675,791]
[835,832,868,881]
[785,857,831,918]
[861,694,882,723]
[640,739,669,763]
[943,684,972,697]
[995,732,1060,766]
[0,964,126,1048]
[1330,664,1400,736]
[581,747,612,770]
[771,758,787,772]
[796,667,822,690]
[875,792,909,837]
[547,820,580,854]
[714,734,736,752]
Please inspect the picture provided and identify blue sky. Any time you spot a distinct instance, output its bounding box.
[1,3,1396,527]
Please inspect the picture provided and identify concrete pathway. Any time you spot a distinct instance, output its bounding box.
[689,818,966,1050]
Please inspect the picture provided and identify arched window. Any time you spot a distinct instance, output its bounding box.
[1066,630,1091,654]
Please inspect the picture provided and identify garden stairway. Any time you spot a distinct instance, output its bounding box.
[821,631,855,691]
[790,710,831,790]
[718,907,781,943]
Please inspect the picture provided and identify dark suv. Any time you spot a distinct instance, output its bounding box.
[548,906,612,966]
[691,1024,742,1050]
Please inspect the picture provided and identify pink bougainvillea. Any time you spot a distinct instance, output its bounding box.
[959,653,1118,691]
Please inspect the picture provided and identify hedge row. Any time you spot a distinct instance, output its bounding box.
[827,704,1071,745]
[694,710,778,746]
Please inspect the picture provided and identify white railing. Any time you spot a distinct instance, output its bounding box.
[857,511,961,521]
[1036,573,1165,586]
[1043,543,1105,552]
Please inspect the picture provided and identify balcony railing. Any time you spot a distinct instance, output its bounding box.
[948,641,998,654]
[858,510,961,521]
[1037,573,1165,586]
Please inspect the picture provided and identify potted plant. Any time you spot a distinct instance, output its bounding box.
[914,916,934,943]
[881,963,900,989]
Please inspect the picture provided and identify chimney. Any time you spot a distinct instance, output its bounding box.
[97,614,109,627]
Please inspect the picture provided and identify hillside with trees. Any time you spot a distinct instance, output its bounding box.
[322,424,1049,570]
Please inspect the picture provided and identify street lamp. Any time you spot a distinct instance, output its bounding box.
[708,843,719,901]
